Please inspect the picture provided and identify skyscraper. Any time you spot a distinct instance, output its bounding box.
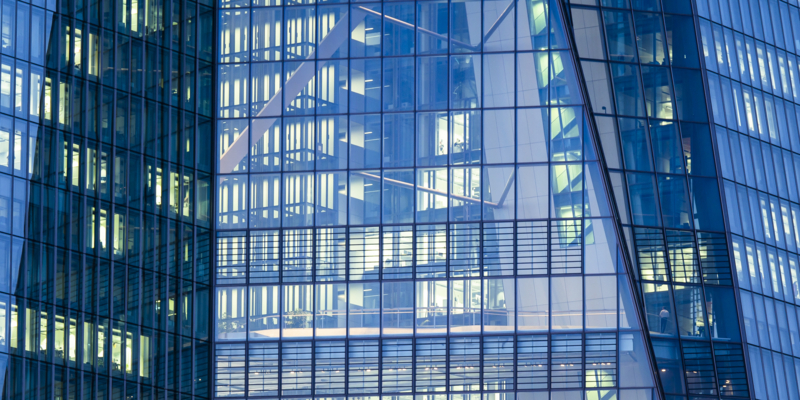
[0,0,216,398]
[3,0,800,398]
[213,0,660,398]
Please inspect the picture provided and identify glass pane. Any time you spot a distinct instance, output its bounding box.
[282,284,313,337]
[249,285,279,339]
[517,52,549,106]
[483,54,514,108]
[626,172,660,227]
[483,278,514,332]
[348,282,380,336]
[642,283,676,337]
[383,281,414,335]
[315,283,346,337]
[450,279,481,333]
[619,333,654,388]
[585,275,616,330]
[551,276,582,330]
[216,286,247,340]
[416,280,448,334]
[673,285,707,339]
[483,109,515,164]
[517,277,548,331]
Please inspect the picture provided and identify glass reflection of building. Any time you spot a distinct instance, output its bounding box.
[0,0,215,397]
[213,0,661,399]
[571,0,800,398]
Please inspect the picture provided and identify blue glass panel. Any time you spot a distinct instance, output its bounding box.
[318,5,348,59]
[382,113,415,168]
[673,285,707,338]
[351,4,382,58]
[450,166,482,221]
[450,110,482,165]
[349,114,381,169]
[749,345,768,399]
[482,53,515,108]
[483,109,515,164]
[284,7,316,60]
[663,0,691,14]
[382,169,414,224]
[417,111,449,167]
[551,163,583,219]
[633,12,667,65]
[316,60,348,115]
[724,181,741,235]
[483,165,515,220]
[417,56,449,111]
[672,68,708,122]
[704,286,741,342]
[316,116,348,170]
[417,0,448,55]
[550,51,582,106]
[349,58,382,113]
[517,52,549,106]
[383,3,415,56]
[517,107,549,162]
[450,55,481,109]
[516,0,549,51]
[315,171,347,226]
[610,63,646,117]
[657,175,691,230]
[689,177,725,231]
[550,106,583,162]
[482,0,515,52]
[626,172,660,226]
[250,173,281,228]
[603,10,637,63]
[680,123,716,177]
[383,57,414,111]
[619,118,653,172]
[652,339,686,394]
[450,0,481,53]
[349,170,381,225]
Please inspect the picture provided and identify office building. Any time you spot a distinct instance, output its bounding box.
[3,0,800,398]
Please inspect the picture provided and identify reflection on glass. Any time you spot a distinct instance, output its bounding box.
[315,283,347,337]
[483,278,514,332]
[672,285,707,338]
[450,279,481,333]
[348,282,380,336]
[642,283,676,337]
[517,278,548,331]
[551,276,583,330]
[249,285,279,339]
[383,281,414,335]
[585,275,617,330]
[216,287,247,340]
[282,284,312,337]
[416,280,448,334]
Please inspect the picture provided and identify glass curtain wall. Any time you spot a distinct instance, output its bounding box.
[692,0,800,398]
[213,0,658,399]
[567,0,752,398]
[0,0,215,397]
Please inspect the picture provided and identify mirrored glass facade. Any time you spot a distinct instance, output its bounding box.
[6,0,799,397]
[0,0,215,397]
[693,0,800,398]
[568,0,752,398]
[212,0,661,399]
